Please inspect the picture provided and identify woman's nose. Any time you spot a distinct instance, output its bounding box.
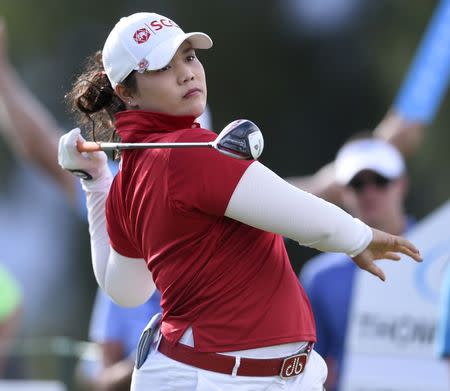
[178,65,195,84]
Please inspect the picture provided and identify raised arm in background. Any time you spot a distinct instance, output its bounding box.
[0,18,76,202]
[287,0,450,204]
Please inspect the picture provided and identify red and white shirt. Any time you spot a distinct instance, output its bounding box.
[106,110,316,352]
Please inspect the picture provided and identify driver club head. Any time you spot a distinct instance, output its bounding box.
[213,119,264,160]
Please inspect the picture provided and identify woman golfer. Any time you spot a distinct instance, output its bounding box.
[58,12,421,390]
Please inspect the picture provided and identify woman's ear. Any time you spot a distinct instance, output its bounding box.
[115,84,135,107]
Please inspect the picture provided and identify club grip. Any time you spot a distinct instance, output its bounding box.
[77,140,102,153]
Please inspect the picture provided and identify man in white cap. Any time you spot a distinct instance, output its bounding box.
[334,136,409,235]
[299,135,414,391]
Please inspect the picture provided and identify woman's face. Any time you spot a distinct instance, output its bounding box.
[130,41,207,117]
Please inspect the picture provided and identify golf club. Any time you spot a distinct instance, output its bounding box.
[77,119,264,160]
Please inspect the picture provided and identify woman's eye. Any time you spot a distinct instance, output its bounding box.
[157,65,171,72]
[186,54,196,62]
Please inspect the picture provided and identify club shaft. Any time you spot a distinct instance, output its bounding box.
[77,141,214,153]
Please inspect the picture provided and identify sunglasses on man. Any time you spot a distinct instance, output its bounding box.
[348,173,391,192]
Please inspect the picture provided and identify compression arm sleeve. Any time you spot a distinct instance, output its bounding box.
[225,162,372,257]
[83,173,156,307]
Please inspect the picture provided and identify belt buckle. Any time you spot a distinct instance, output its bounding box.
[279,352,308,379]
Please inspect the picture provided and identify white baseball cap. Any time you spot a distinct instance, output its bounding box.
[102,12,213,88]
[335,138,405,185]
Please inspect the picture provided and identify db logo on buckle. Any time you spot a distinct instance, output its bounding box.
[279,353,308,379]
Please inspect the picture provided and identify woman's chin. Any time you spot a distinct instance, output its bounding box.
[184,99,206,119]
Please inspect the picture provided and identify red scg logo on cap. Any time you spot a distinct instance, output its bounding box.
[133,28,151,44]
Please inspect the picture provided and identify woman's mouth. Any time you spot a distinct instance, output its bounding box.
[183,88,202,98]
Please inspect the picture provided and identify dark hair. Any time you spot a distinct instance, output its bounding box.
[65,50,137,142]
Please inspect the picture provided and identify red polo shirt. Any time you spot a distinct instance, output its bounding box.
[106,110,316,352]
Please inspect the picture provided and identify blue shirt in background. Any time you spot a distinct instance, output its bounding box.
[300,252,355,390]
[89,289,161,358]
[300,217,415,391]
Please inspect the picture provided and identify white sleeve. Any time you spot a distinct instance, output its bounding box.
[104,248,156,307]
[224,162,372,257]
[83,171,156,307]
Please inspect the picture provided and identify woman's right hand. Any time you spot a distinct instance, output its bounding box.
[352,228,422,281]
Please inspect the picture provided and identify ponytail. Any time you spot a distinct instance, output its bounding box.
[66,51,136,142]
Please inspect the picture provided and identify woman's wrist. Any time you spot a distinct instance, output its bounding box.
[346,220,373,257]
[81,164,113,193]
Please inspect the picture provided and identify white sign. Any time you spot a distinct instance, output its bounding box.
[340,200,450,391]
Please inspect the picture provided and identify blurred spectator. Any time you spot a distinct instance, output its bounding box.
[287,0,450,207]
[0,17,76,201]
[300,135,413,391]
[296,2,450,388]
[0,18,81,338]
[76,291,161,391]
[0,263,22,377]
[285,108,425,208]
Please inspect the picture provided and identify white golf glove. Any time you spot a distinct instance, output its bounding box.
[58,127,113,192]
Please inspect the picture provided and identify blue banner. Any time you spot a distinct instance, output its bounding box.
[394,0,450,124]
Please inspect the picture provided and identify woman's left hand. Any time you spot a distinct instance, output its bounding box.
[58,127,108,181]
[352,228,422,281]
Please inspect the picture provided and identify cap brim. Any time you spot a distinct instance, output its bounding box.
[145,32,212,71]
[336,162,399,185]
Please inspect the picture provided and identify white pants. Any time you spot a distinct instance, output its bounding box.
[131,347,327,390]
